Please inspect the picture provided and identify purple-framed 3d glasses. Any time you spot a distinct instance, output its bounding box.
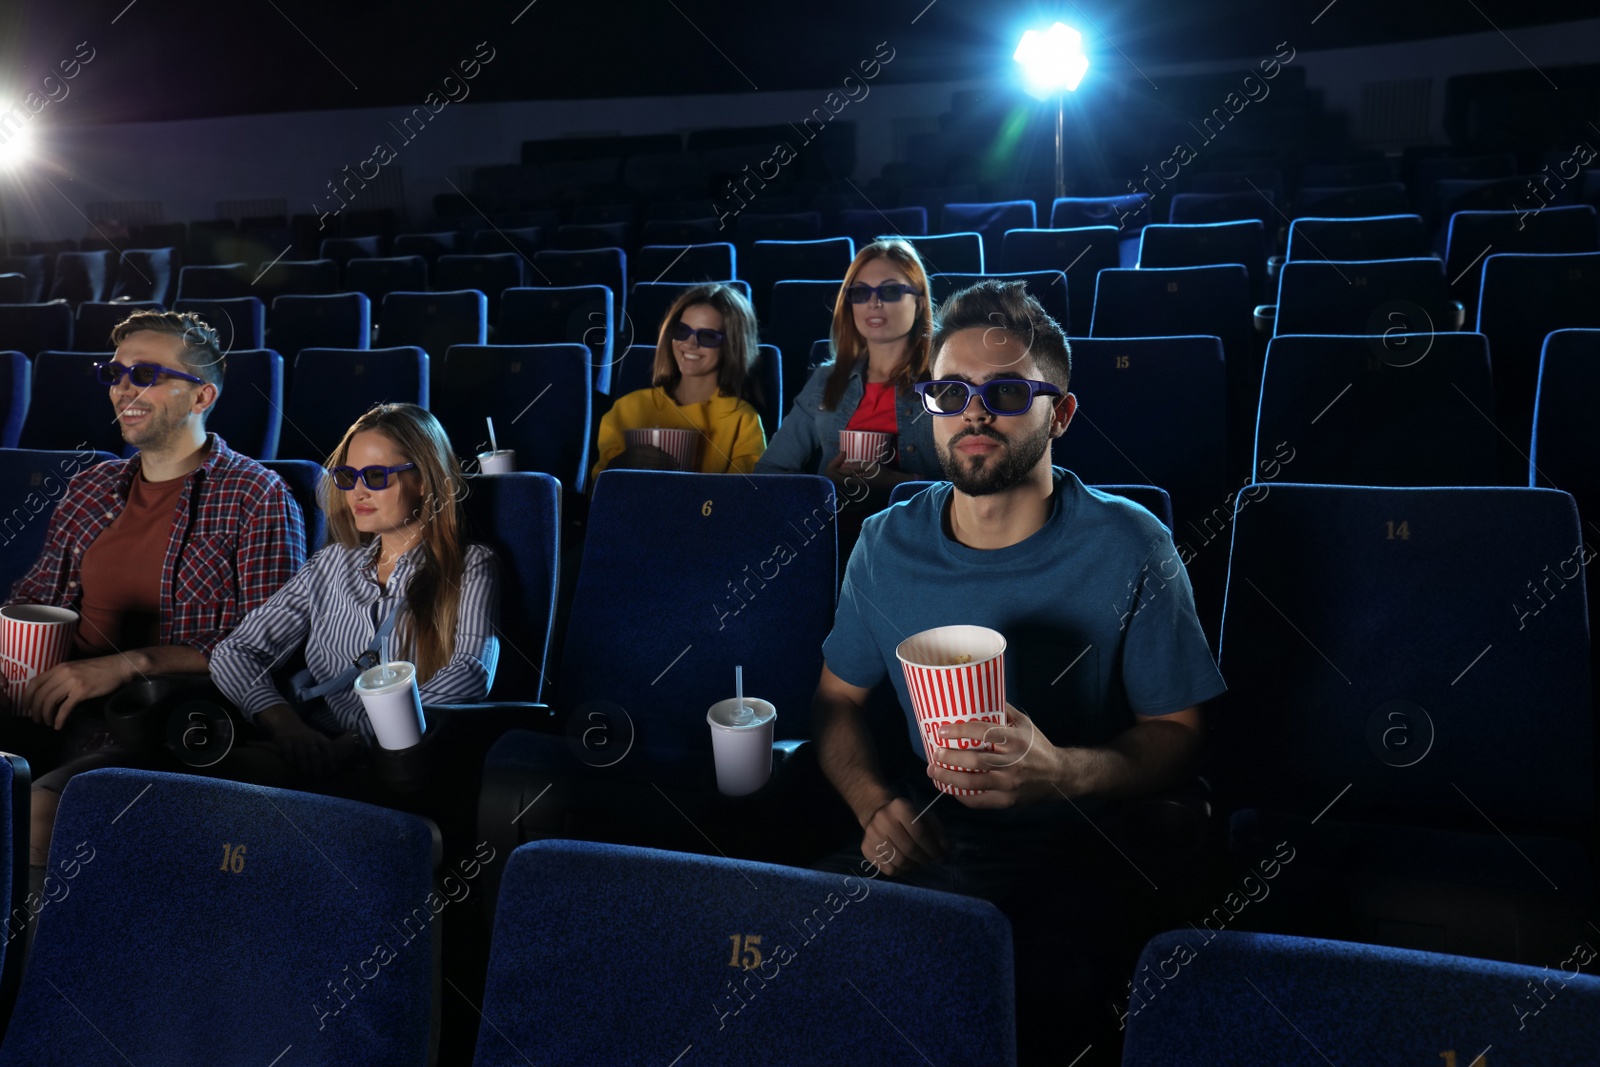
[330,463,416,491]
[913,378,1063,416]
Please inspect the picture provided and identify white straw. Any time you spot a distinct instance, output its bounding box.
[487,416,499,454]
[735,665,750,723]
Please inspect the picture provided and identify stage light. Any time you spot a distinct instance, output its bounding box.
[1014,22,1088,99]
[1013,22,1089,200]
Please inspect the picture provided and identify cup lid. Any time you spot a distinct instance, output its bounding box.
[354,661,416,694]
[707,698,775,729]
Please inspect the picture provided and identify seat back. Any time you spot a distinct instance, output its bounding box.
[0,768,436,1067]
[1139,220,1269,302]
[884,231,982,275]
[110,248,174,304]
[928,271,1068,332]
[378,290,488,359]
[475,839,1016,1067]
[251,258,340,305]
[1291,183,1410,219]
[435,344,592,494]
[1167,191,1275,229]
[1052,335,1226,529]
[941,200,1037,267]
[1285,214,1428,263]
[1122,930,1600,1065]
[1476,251,1600,458]
[766,280,846,406]
[1273,258,1452,337]
[205,348,283,461]
[433,254,524,322]
[258,458,326,552]
[391,230,459,267]
[0,352,27,448]
[72,301,162,353]
[1050,194,1150,231]
[317,234,383,266]
[745,238,854,320]
[0,256,48,303]
[17,352,125,455]
[564,471,838,761]
[172,296,266,351]
[1089,265,1252,374]
[174,262,251,301]
[631,242,736,284]
[47,251,109,304]
[346,256,429,314]
[279,347,428,462]
[998,226,1119,332]
[497,286,615,394]
[0,447,119,592]
[1214,484,1593,824]
[458,472,561,702]
[839,206,927,249]
[1255,333,1498,487]
[1445,206,1599,318]
[530,248,627,349]
[268,293,371,366]
[0,303,74,359]
[735,211,823,252]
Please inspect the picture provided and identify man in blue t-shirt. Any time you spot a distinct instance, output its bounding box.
[813,280,1226,1062]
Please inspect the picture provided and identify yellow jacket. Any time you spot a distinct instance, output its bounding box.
[593,387,767,480]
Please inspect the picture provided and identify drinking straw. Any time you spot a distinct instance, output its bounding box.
[734,665,752,724]
[487,416,499,454]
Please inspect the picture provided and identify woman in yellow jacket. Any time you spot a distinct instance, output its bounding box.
[592,282,767,478]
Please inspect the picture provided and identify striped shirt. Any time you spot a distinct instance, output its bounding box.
[210,539,499,740]
[5,435,306,658]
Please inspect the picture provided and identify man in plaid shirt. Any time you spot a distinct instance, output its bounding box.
[5,310,305,749]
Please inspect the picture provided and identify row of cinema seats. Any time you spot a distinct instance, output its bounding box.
[4,322,1593,527]
[7,765,1590,1064]
[0,441,1592,1058]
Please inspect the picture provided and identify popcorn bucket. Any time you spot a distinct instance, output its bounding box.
[624,428,699,471]
[895,625,1008,796]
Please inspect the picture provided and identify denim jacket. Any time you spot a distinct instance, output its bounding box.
[754,357,943,478]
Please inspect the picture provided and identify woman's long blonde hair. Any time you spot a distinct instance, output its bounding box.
[323,403,467,683]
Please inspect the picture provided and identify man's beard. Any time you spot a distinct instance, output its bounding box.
[936,421,1053,496]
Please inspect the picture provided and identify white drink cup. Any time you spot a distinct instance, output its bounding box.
[477,449,516,474]
[706,697,776,797]
[353,661,426,750]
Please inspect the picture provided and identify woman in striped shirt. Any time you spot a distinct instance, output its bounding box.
[211,402,500,777]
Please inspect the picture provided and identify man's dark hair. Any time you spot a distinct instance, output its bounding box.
[931,280,1071,390]
[109,310,227,392]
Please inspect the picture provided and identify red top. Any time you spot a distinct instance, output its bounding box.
[845,381,898,433]
[77,471,186,655]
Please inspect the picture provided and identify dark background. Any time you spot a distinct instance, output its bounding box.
[0,0,1594,122]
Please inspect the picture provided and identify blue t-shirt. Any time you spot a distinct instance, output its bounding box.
[823,469,1227,765]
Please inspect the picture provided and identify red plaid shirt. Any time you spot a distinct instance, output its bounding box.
[5,434,306,659]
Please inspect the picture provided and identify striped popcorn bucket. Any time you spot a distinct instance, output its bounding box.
[895,625,1008,796]
[624,427,700,472]
[0,605,78,710]
[838,430,894,466]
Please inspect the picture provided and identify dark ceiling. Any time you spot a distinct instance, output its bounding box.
[2,0,1594,124]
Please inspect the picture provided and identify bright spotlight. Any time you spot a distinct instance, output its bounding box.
[1013,22,1089,99]
[0,111,32,169]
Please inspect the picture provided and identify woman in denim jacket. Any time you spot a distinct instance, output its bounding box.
[755,239,943,486]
